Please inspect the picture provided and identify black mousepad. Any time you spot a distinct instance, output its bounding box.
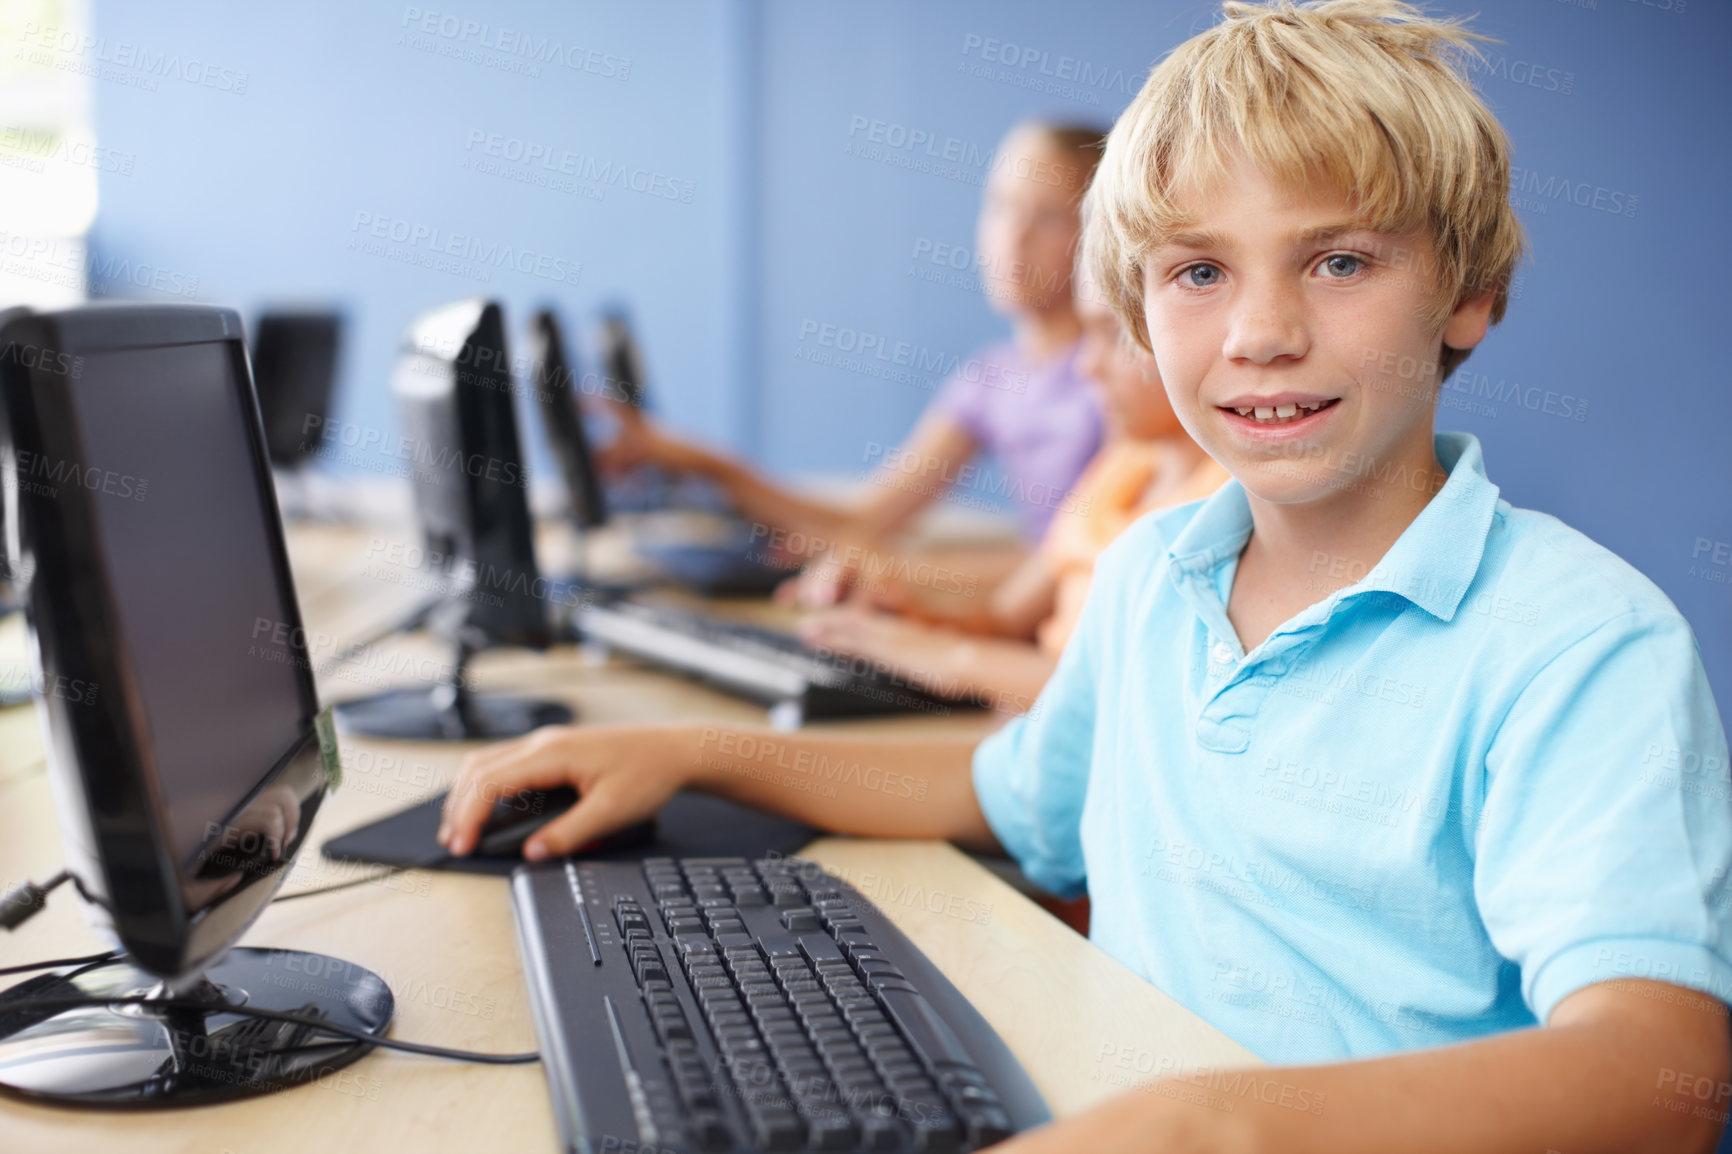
[321,791,818,876]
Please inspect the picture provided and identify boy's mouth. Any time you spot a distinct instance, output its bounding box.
[1217,397,1340,427]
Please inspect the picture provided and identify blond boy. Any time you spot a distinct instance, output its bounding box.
[444,3,1732,1149]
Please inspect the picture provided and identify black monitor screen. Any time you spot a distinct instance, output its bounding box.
[71,341,309,866]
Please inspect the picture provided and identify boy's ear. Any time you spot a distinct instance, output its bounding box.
[1441,287,1497,355]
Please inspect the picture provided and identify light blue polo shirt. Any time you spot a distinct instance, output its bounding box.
[974,432,1732,1064]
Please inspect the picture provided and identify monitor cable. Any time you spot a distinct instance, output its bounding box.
[313,593,446,681]
[0,992,540,1065]
[0,865,540,1065]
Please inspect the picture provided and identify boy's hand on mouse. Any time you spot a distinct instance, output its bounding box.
[436,724,693,862]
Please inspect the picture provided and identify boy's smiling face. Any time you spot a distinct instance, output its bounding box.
[1140,154,1495,508]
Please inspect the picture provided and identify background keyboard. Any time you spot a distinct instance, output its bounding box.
[511,855,1049,1152]
[574,598,974,726]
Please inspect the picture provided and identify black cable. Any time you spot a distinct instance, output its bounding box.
[1,869,70,930]
[0,949,119,977]
[0,994,540,1064]
[270,856,453,903]
[313,594,444,680]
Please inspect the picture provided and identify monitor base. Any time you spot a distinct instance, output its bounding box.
[0,947,393,1107]
[335,687,573,741]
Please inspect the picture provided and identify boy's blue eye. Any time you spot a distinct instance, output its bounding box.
[1320,254,1362,278]
[1185,264,1221,287]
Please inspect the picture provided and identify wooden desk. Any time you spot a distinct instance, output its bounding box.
[0,525,1259,1153]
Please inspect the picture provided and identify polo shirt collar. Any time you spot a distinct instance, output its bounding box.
[1165,432,1502,623]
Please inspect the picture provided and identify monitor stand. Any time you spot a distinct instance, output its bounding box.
[333,634,574,741]
[0,946,393,1107]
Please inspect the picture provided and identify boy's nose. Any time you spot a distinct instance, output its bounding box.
[1223,289,1310,365]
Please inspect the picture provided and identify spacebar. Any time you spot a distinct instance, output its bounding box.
[877,987,979,1073]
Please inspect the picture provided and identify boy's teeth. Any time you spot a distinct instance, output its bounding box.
[1235,399,1333,425]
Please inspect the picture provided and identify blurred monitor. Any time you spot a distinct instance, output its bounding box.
[527,308,606,530]
[249,310,341,471]
[597,306,647,412]
[589,307,794,596]
[0,304,391,1106]
[332,299,573,741]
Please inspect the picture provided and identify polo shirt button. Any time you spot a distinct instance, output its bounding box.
[1211,642,1233,664]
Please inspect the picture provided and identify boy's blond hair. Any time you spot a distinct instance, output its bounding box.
[1085,0,1526,379]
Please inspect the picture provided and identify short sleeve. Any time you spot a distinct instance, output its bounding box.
[1474,610,1732,1022]
[928,358,992,442]
[971,536,1124,898]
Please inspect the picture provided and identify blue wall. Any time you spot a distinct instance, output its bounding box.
[84,0,1731,709]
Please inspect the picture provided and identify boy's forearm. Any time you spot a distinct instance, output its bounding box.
[660,723,998,850]
[1146,981,1728,1154]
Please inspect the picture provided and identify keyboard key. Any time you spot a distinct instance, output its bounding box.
[798,934,846,965]
[780,907,821,932]
[859,1114,903,1150]
[758,932,801,960]
[750,1107,806,1151]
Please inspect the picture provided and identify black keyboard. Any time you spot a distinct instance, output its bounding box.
[511,855,1048,1152]
[574,598,975,726]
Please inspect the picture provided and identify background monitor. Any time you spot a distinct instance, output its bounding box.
[527,308,606,530]
[331,299,574,741]
[597,307,647,412]
[248,309,342,471]
[0,304,390,1106]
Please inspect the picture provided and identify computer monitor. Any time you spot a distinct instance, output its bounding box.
[527,308,606,530]
[0,304,391,1106]
[249,309,342,471]
[597,306,647,411]
[0,491,24,706]
[331,299,574,741]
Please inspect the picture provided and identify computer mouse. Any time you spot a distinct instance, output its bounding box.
[473,786,657,859]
